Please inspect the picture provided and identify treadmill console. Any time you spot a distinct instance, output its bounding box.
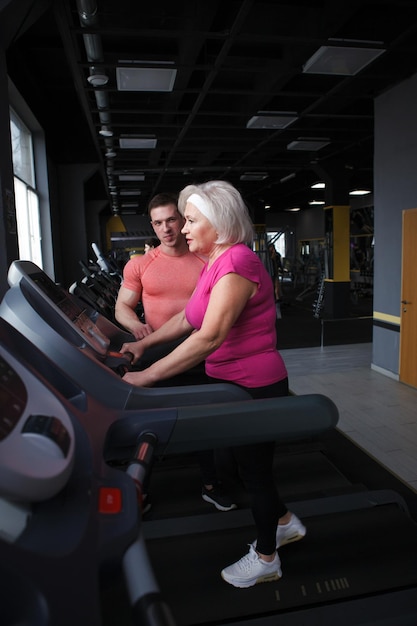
[0,318,173,626]
[8,260,110,356]
[0,348,75,503]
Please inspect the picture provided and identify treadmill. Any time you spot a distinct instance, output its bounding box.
[2,262,417,624]
[0,317,339,626]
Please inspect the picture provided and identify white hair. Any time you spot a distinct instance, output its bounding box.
[178,180,254,245]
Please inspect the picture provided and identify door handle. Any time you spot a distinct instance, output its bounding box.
[401,300,411,304]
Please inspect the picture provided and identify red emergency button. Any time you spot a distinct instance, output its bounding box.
[99,487,122,514]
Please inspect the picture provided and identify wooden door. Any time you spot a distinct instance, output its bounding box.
[399,208,417,387]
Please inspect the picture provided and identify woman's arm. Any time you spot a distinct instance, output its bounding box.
[122,272,257,386]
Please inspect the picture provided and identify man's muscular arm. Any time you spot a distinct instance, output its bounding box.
[114,285,153,339]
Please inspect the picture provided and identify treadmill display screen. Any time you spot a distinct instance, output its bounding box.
[32,272,84,319]
[30,271,110,354]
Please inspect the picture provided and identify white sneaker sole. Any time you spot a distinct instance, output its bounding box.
[278,529,306,547]
[221,569,281,588]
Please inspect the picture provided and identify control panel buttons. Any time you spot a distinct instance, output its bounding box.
[98,487,122,514]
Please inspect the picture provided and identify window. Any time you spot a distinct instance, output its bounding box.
[10,108,43,268]
[267,231,286,258]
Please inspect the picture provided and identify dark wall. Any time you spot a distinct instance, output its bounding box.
[373,71,417,376]
[0,52,18,299]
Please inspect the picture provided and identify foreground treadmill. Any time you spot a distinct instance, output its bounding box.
[0,317,340,626]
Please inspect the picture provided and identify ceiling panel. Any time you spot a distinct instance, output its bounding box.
[5,0,417,214]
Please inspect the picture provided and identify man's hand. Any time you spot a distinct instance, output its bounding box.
[130,320,153,340]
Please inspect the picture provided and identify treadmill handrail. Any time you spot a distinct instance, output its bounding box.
[105,393,339,457]
[169,392,339,452]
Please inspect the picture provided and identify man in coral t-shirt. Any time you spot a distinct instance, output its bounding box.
[115,192,205,339]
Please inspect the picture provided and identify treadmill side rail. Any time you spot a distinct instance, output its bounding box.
[164,393,339,454]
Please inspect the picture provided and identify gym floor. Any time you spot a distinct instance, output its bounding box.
[281,342,417,494]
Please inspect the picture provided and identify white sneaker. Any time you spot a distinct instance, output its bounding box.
[276,514,306,547]
[251,513,307,551]
[221,545,282,588]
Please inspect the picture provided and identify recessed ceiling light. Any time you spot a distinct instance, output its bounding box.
[119,136,157,149]
[308,200,325,205]
[303,45,385,76]
[349,189,371,196]
[240,172,269,181]
[287,138,330,151]
[116,67,177,92]
[285,207,301,212]
[311,181,325,189]
[119,174,145,181]
[247,112,298,129]
[118,59,176,65]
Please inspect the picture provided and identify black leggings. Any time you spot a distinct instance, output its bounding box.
[208,376,290,555]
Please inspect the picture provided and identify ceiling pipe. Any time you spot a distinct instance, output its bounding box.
[76,0,102,61]
[76,0,116,204]
[76,0,111,123]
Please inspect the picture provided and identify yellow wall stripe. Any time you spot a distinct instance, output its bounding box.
[373,311,400,325]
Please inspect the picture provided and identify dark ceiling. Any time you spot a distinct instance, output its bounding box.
[5,0,417,216]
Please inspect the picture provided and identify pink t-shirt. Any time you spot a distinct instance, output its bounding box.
[185,243,288,387]
[122,247,205,330]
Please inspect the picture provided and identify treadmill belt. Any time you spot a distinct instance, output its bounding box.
[145,504,417,625]
[144,447,352,521]
[103,432,417,624]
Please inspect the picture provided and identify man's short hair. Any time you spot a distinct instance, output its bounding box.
[148,192,179,215]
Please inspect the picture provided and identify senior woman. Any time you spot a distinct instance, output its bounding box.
[120,180,306,588]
